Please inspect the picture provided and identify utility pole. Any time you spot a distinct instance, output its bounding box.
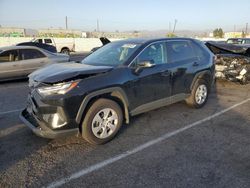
[65,16,68,30]
[245,23,248,36]
[97,19,100,32]
[172,19,177,33]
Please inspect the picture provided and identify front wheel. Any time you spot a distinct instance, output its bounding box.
[81,98,123,145]
[186,79,209,108]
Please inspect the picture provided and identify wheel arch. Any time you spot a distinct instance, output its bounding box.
[60,47,70,52]
[76,87,130,130]
[190,70,213,92]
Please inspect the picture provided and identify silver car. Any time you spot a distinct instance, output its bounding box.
[0,46,70,81]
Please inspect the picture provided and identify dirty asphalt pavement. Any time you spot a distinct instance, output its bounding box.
[0,54,250,188]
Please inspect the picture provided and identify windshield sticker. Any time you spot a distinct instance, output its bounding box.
[122,44,137,48]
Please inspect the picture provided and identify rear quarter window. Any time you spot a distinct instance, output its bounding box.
[191,41,210,62]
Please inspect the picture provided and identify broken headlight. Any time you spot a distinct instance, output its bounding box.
[37,81,79,96]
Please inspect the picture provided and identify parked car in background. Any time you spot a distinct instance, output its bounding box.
[203,40,226,44]
[226,38,250,45]
[0,46,69,81]
[91,37,111,52]
[20,38,215,145]
[30,38,75,54]
[16,42,57,53]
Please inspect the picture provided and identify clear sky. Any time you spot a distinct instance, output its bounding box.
[0,0,250,32]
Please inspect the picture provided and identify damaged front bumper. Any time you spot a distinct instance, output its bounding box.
[19,89,79,139]
[20,109,78,139]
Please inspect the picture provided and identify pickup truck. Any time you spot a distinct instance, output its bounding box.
[31,38,75,54]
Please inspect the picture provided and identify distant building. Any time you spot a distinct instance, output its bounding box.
[209,32,214,37]
[38,29,84,38]
[0,27,25,37]
[224,32,243,38]
[0,26,140,38]
[89,31,142,38]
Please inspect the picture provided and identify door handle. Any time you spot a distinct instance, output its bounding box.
[193,62,199,67]
[161,70,170,77]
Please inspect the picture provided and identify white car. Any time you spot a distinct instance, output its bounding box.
[0,46,70,81]
[31,38,75,54]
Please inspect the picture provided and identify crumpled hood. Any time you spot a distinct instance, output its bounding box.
[29,62,113,83]
[205,42,250,57]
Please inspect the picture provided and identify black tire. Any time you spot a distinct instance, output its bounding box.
[81,98,123,145]
[61,48,70,55]
[186,79,209,108]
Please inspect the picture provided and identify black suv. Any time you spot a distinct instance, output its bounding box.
[20,38,215,144]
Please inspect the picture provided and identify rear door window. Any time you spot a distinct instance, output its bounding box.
[20,49,46,60]
[0,50,19,62]
[167,41,196,63]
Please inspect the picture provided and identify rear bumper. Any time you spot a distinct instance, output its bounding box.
[20,109,78,139]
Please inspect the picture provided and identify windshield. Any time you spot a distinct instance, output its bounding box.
[227,39,242,44]
[82,41,141,66]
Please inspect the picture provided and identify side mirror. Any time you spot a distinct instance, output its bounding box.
[137,60,155,68]
[134,60,155,75]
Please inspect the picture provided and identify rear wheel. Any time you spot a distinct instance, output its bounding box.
[81,98,123,145]
[186,79,209,108]
[61,48,70,55]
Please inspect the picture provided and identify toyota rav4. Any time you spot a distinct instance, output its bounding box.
[20,38,215,144]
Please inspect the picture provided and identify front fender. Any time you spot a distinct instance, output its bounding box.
[75,87,130,125]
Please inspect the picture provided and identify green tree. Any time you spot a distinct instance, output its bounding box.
[242,31,246,38]
[213,28,224,38]
[166,32,177,38]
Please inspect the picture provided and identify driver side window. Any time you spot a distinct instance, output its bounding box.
[136,42,167,66]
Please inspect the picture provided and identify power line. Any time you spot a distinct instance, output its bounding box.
[97,19,100,32]
[246,23,248,35]
[65,16,68,29]
[172,19,177,33]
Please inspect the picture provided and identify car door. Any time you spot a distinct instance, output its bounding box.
[166,40,200,95]
[0,49,23,80]
[127,41,172,110]
[19,48,48,75]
